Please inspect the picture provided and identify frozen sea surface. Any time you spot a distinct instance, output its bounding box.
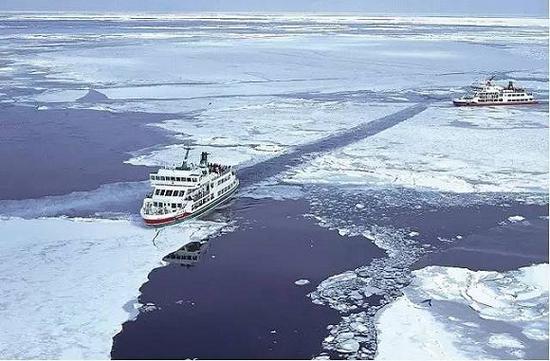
[376,264,549,360]
[286,103,549,193]
[2,13,547,173]
[125,101,406,169]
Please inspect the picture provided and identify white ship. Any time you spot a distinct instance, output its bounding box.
[453,78,537,106]
[140,148,239,226]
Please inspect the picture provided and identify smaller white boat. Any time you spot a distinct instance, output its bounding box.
[140,148,239,226]
[453,77,537,106]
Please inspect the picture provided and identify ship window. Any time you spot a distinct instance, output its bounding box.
[171,203,176,208]
[154,189,160,195]
[192,178,197,182]
[160,189,166,196]
[167,190,175,196]
[150,175,155,180]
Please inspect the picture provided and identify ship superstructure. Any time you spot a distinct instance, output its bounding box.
[140,148,238,226]
[453,78,536,106]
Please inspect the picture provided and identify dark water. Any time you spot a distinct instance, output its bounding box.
[413,214,549,271]
[111,197,386,359]
[112,186,548,359]
[305,186,549,272]
[0,104,176,200]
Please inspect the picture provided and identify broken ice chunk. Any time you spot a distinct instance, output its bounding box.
[508,215,526,222]
[337,339,360,353]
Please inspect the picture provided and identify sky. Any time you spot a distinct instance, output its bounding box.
[0,0,547,17]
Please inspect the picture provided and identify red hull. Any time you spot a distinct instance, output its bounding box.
[453,100,538,107]
[143,212,191,226]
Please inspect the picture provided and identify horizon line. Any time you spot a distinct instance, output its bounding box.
[0,10,548,19]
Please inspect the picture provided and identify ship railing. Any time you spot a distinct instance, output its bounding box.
[208,163,231,175]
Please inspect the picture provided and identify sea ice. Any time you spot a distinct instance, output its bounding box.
[375,264,549,360]
[125,100,404,169]
[286,104,548,193]
[0,216,227,359]
[294,279,311,286]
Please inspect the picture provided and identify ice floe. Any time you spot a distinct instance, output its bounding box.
[508,215,526,223]
[294,279,311,286]
[0,216,228,359]
[376,264,549,359]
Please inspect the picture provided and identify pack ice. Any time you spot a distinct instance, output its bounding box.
[286,105,548,193]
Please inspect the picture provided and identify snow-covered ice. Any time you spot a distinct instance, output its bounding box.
[294,279,311,286]
[375,264,549,360]
[124,100,405,169]
[0,216,227,359]
[286,104,549,193]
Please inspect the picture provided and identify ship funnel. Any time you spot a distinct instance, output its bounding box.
[508,81,514,89]
[199,151,209,167]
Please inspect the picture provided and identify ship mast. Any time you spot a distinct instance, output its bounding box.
[179,146,192,170]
